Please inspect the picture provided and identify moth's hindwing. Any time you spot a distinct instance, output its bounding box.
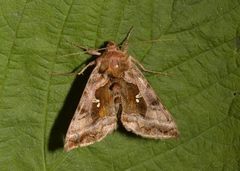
[121,62,179,139]
[64,64,117,151]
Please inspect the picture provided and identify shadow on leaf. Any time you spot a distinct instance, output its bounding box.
[48,57,95,152]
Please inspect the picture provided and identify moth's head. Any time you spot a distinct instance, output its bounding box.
[106,41,119,51]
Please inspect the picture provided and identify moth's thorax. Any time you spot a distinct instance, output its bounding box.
[98,42,129,77]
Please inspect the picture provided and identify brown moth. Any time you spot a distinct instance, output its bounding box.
[64,30,179,151]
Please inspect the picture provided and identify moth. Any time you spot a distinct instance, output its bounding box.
[64,30,179,151]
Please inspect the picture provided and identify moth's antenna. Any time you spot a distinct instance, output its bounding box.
[57,52,85,58]
[121,26,134,52]
[65,40,105,56]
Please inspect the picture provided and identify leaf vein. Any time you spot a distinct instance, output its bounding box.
[41,0,75,170]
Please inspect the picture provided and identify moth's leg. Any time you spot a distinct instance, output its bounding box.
[51,61,96,76]
[77,61,96,75]
[66,40,104,56]
[121,26,134,53]
[130,56,169,76]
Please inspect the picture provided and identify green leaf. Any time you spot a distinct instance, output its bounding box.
[0,0,240,170]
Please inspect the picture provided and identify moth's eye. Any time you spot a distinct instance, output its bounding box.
[107,41,115,46]
[107,41,116,48]
[107,41,117,50]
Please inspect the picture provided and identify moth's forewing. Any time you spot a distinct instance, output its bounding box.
[64,40,179,152]
[64,62,117,151]
[121,61,179,138]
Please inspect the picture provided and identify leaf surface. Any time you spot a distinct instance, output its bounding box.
[0,0,240,170]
